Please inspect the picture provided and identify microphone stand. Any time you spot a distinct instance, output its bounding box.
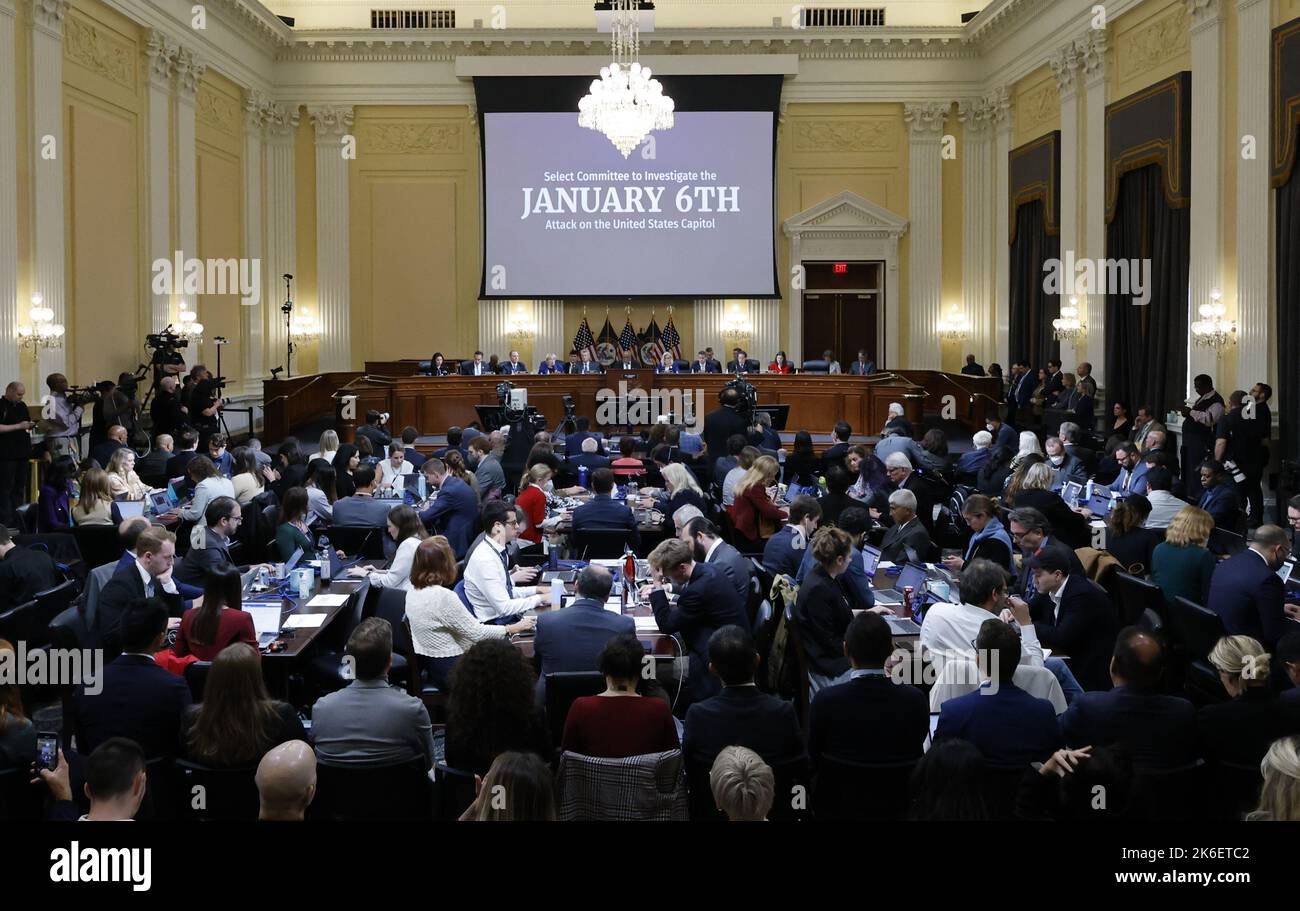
[281,274,296,378]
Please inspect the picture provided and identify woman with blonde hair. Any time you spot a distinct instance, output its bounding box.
[722,445,759,508]
[730,454,787,545]
[71,467,122,526]
[1151,505,1217,607]
[514,463,552,545]
[1248,736,1300,821]
[1199,636,1286,767]
[1007,460,1088,548]
[106,447,149,500]
[656,462,708,528]
[316,429,340,466]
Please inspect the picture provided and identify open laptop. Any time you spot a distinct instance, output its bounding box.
[244,603,285,647]
[1060,480,1084,508]
[861,544,882,578]
[1087,489,1117,516]
[116,499,145,519]
[874,562,928,606]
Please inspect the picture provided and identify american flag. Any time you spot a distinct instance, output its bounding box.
[641,316,663,364]
[619,315,639,362]
[596,315,618,365]
[572,316,597,361]
[660,314,682,361]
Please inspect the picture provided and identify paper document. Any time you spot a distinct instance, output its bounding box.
[283,614,327,628]
[305,593,350,608]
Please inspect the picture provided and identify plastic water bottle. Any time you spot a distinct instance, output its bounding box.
[257,565,270,590]
[627,479,638,499]
[550,577,564,607]
[317,536,332,581]
[578,465,590,489]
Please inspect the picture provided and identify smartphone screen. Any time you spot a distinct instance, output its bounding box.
[37,734,58,771]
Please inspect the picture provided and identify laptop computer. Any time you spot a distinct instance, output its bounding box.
[244,603,284,647]
[1087,489,1117,516]
[885,615,922,635]
[1060,481,1083,507]
[861,544,882,578]
[115,499,145,519]
[874,562,929,605]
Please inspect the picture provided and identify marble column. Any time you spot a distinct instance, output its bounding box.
[992,88,1014,369]
[904,102,948,371]
[1051,41,1082,369]
[1187,0,1225,390]
[1236,0,1271,390]
[174,46,204,357]
[263,104,298,376]
[1081,30,1108,389]
[29,0,70,379]
[242,92,268,389]
[958,94,997,368]
[0,0,18,384]
[144,30,176,333]
[308,105,354,372]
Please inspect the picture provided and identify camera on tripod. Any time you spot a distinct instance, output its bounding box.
[65,381,113,408]
[723,376,758,420]
[145,327,188,360]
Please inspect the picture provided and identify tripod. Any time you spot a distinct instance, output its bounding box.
[281,273,297,379]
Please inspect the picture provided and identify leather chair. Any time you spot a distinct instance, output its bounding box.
[312,758,433,821]
[812,756,918,821]
[174,760,260,821]
[800,359,830,375]
[543,671,606,746]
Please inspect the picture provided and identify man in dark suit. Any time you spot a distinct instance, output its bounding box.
[681,516,751,606]
[1042,359,1064,405]
[173,496,245,587]
[568,436,612,474]
[72,598,193,758]
[875,453,937,536]
[136,433,173,489]
[418,458,478,559]
[91,425,129,471]
[807,612,928,766]
[562,417,605,457]
[682,624,803,767]
[96,527,185,656]
[645,538,750,708]
[398,426,426,469]
[726,348,756,374]
[879,488,934,564]
[934,618,1061,765]
[1061,627,1197,768]
[614,348,638,372]
[0,527,62,613]
[332,466,392,529]
[1011,549,1119,692]
[984,414,1018,452]
[355,411,393,454]
[532,564,635,699]
[1197,459,1243,529]
[432,427,469,462]
[820,421,852,476]
[498,350,528,374]
[1007,507,1085,602]
[1005,362,1034,428]
[572,468,639,549]
[848,349,875,376]
[573,349,602,375]
[702,387,749,470]
[691,350,720,374]
[704,348,723,373]
[165,430,200,482]
[1207,525,1299,650]
[459,350,490,376]
[960,354,984,376]
[762,495,821,578]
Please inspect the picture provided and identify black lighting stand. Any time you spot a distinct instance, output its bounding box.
[280,273,297,379]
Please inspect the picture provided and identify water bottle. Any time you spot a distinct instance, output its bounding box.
[627,479,638,499]
[578,465,590,489]
[550,577,564,607]
[317,536,331,581]
[257,565,269,590]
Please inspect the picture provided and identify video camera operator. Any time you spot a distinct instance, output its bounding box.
[703,386,749,473]
[149,374,186,438]
[41,373,84,459]
[91,372,143,451]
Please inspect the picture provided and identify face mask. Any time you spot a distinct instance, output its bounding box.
[1049,454,1064,466]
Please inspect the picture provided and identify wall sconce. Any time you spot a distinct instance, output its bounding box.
[1052,295,1087,344]
[508,304,534,341]
[722,302,751,345]
[289,306,321,342]
[937,304,970,341]
[177,300,205,346]
[1191,288,1236,350]
[17,293,65,352]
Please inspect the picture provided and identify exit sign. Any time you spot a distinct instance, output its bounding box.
[833,263,848,274]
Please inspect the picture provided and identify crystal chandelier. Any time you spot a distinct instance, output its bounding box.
[508,304,534,342]
[290,306,321,342]
[17,293,65,351]
[722,302,750,345]
[176,300,205,347]
[937,304,970,341]
[1191,288,1236,349]
[578,0,674,158]
[1053,295,1087,343]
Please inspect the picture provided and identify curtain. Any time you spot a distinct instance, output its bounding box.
[1008,200,1060,370]
[1104,164,1190,419]
[1277,125,1300,464]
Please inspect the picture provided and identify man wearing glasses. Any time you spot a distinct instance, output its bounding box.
[463,500,549,624]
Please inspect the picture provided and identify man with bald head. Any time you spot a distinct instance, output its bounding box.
[1060,627,1196,769]
[92,424,130,470]
[137,433,174,489]
[256,740,317,821]
[150,374,186,439]
[0,381,35,527]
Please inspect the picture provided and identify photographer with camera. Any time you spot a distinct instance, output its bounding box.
[91,373,142,452]
[149,375,186,438]
[0,382,35,528]
[42,374,84,459]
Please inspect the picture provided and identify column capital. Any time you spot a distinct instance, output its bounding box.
[1186,0,1223,33]
[144,29,177,90]
[173,47,206,100]
[957,96,997,137]
[263,103,301,143]
[987,86,1013,133]
[1050,42,1081,99]
[1080,30,1108,88]
[0,0,19,20]
[903,102,949,140]
[29,0,68,37]
[308,105,355,142]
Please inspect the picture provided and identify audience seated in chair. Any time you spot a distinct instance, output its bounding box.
[464,500,549,623]
[256,740,316,822]
[561,634,679,759]
[533,564,632,700]
[1205,524,1299,651]
[760,494,817,577]
[878,488,934,564]
[38,737,148,822]
[1197,635,1294,767]
[709,746,775,822]
[571,468,640,549]
[445,638,551,777]
[678,515,751,607]
[459,751,556,821]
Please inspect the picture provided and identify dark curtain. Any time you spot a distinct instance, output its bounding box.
[1277,125,1300,465]
[1008,200,1060,370]
[1104,163,1190,418]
